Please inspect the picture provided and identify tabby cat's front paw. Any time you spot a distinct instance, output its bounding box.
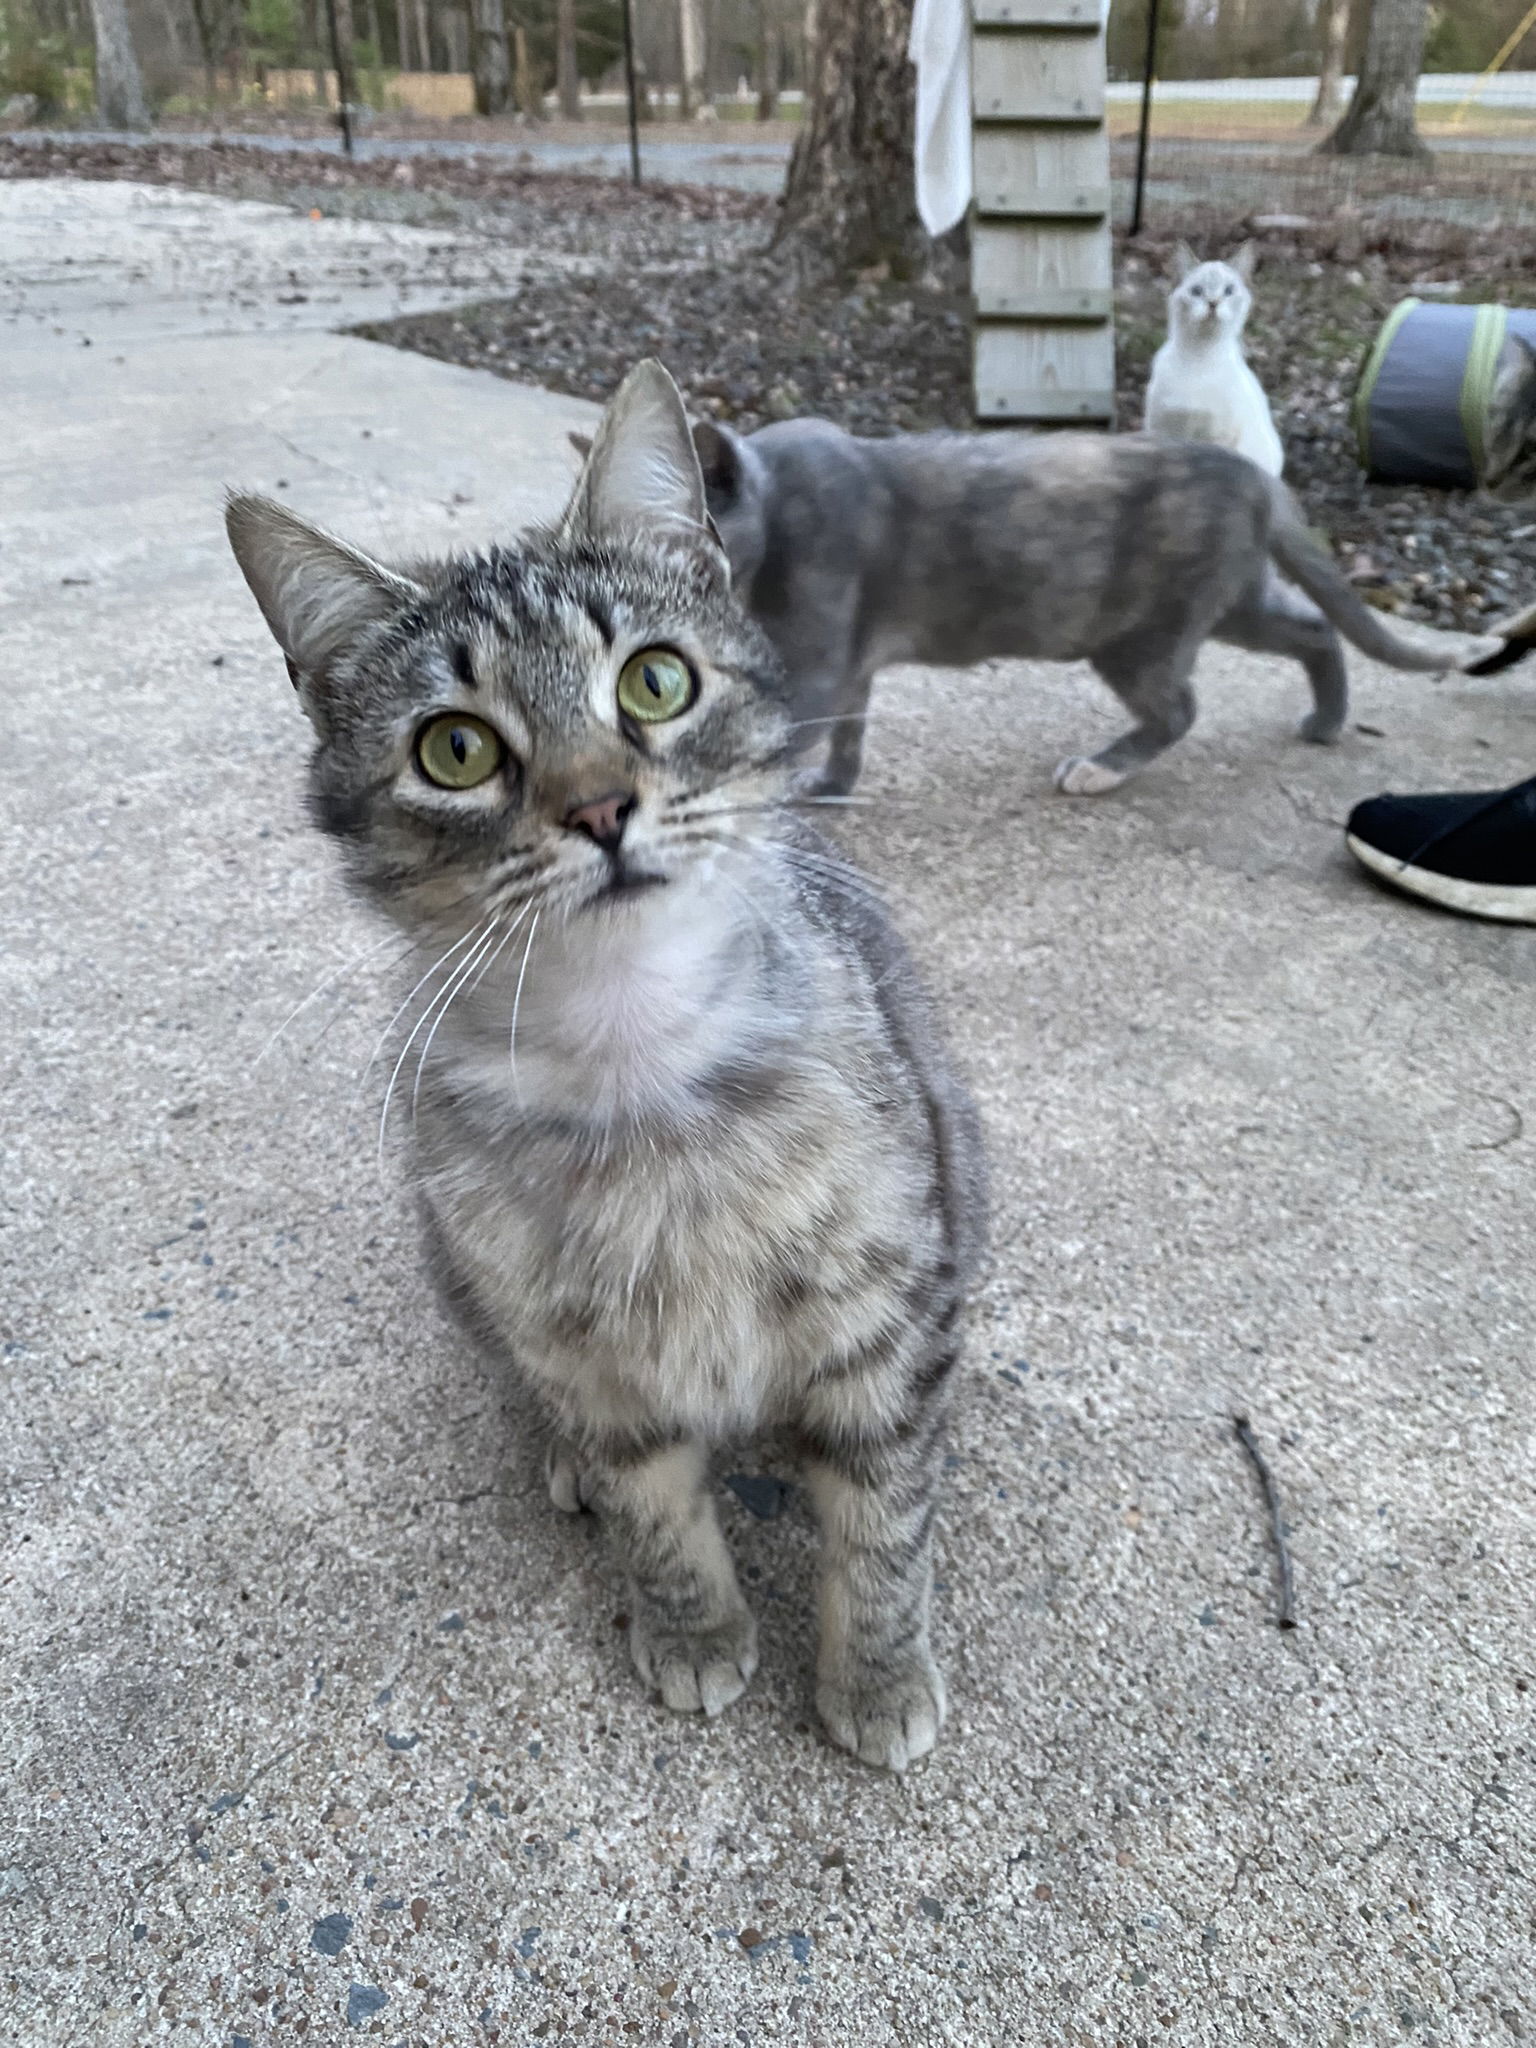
[545,1442,593,1514]
[629,1606,759,1718]
[818,1653,947,1772]
[1054,755,1128,797]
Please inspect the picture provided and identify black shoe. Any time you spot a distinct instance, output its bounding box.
[1346,773,1536,924]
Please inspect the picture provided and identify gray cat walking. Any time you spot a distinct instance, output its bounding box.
[689,417,1466,796]
[225,360,985,1771]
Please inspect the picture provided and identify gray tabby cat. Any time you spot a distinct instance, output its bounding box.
[225,360,985,1771]
[685,417,1466,797]
[1483,331,1536,501]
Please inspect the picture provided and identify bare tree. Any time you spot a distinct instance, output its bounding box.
[1318,0,1431,157]
[1305,0,1349,128]
[330,0,360,117]
[471,0,511,110]
[678,0,706,118]
[513,20,542,116]
[757,0,781,119]
[777,0,923,276]
[556,0,580,116]
[89,0,149,126]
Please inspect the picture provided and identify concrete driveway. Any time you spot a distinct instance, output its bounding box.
[2,179,1531,2047]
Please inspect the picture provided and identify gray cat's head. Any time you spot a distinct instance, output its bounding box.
[1482,331,1536,502]
[226,360,794,937]
[1169,241,1256,340]
[691,420,774,588]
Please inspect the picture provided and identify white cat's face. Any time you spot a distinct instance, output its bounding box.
[1170,249,1254,340]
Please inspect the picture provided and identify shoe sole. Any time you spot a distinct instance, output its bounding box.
[1346,832,1536,924]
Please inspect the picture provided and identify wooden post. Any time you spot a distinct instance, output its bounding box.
[970,0,1113,425]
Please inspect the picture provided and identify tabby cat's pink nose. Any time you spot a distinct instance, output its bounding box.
[562,791,635,851]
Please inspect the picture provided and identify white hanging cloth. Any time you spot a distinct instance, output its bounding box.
[909,0,973,238]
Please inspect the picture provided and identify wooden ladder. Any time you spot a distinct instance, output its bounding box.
[970,0,1115,425]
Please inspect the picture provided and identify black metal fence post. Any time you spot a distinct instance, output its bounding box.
[323,0,354,156]
[1130,0,1161,236]
[622,0,642,187]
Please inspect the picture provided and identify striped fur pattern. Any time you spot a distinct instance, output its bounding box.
[1483,332,1536,502]
[225,361,986,1770]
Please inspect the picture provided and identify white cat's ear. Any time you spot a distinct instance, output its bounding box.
[225,494,424,716]
[567,429,593,460]
[1231,240,1257,281]
[1173,241,1199,281]
[560,359,718,560]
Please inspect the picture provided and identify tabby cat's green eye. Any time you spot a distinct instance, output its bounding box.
[416,714,503,789]
[616,648,694,726]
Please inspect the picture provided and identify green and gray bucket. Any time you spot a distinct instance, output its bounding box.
[1353,299,1536,490]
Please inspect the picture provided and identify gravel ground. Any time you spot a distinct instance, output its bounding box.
[9,136,1536,631]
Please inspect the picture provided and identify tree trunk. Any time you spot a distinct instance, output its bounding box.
[513,21,542,118]
[556,0,580,117]
[413,0,429,70]
[330,0,360,116]
[301,0,328,96]
[88,0,150,126]
[757,0,780,119]
[363,0,382,61]
[678,0,706,120]
[1305,0,1348,127]
[471,0,510,111]
[1318,0,1430,156]
[776,0,923,277]
[155,0,189,66]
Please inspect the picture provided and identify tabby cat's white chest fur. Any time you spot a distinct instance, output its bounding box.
[1144,243,1284,479]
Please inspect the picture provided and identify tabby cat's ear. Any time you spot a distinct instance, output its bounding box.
[560,358,721,565]
[225,495,423,719]
[1173,241,1199,281]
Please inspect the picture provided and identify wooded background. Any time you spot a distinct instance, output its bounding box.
[0,0,815,115]
[7,0,1536,125]
[1105,0,1536,80]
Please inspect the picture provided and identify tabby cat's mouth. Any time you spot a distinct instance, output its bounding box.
[586,865,667,908]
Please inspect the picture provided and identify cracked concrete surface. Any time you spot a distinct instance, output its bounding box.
[2,179,1533,2047]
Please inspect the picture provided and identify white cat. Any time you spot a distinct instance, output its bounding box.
[1144,242,1285,478]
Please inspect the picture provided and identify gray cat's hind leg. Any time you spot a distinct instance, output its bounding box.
[1056,634,1201,796]
[563,1436,757,1717]
[1216,573,1349,745]
[807,667,878,798]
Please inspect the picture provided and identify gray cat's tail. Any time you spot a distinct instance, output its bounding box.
[1265,492,1455,674]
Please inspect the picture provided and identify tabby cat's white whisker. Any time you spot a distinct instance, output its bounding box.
[773,845,890,908]
[411,908,530,1119]
[379,920,504,1167]
[507,907,541,1105]
[351,919,490,1111]
[254,923,409,1069]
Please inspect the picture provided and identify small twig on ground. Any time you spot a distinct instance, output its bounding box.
[1233,1415,1298,1630]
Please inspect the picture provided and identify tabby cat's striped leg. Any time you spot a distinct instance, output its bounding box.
[797,1384,951,1771]
[564,1437,757,1719]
